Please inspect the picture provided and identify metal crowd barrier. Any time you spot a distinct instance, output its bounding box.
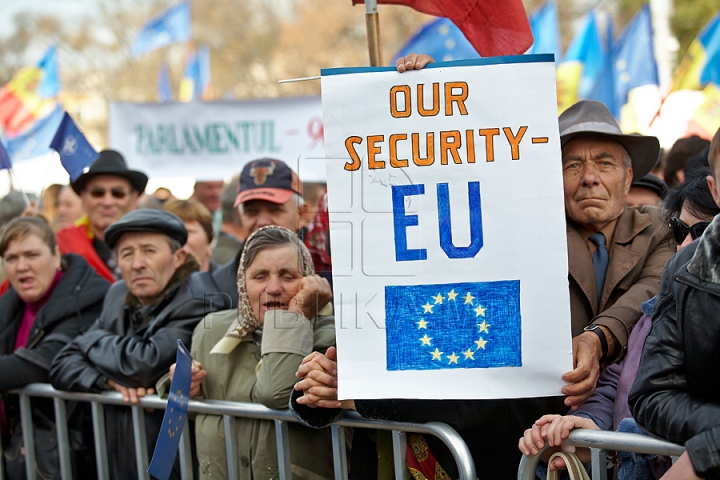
[8,383,476,480]
[517,428,686,480]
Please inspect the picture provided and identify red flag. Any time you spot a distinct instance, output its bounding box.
[354,0,533,58]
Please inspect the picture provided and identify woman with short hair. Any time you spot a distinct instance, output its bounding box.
[0,216,110,479]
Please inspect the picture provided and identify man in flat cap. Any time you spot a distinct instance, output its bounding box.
[51,209,221,480]
[556,100,673,408]
[56,150,148,282]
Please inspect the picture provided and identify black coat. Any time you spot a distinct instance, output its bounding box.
[630,240,720,479]
[0,253,109,391]
[50,258,221,480]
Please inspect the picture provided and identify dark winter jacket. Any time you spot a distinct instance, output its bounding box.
[630,215,720,480]
[50,255,221,480]
[0,253,109,391]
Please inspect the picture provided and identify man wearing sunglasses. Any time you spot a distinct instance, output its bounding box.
[630,128,720,480]
[56,150,148,282]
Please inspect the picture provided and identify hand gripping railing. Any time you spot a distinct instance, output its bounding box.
[517,428,685,480]
[9,383,476,480]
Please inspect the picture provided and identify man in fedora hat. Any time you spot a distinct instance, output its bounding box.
[56,150,148,282]
[557,100,673,409]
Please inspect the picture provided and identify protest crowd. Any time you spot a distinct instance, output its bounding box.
[3,1,720,480]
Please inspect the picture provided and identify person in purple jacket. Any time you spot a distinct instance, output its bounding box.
[519,167,720,479]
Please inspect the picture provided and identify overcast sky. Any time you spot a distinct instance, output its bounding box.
[0,0,97,39]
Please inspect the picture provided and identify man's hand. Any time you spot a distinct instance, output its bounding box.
[107,379,155,405]
[660,452,701,480]
[395,53,434,72]
[562,332,602,409]
[288,275,332,320]
[169,361,206,398]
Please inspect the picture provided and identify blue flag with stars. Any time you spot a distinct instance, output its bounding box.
[148,340,192,480]
[386,281,521,371]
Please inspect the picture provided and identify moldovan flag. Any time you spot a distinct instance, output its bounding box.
[353,0,533,57]
[673,11,720,91]
[0,45,59,138]
[686,83,720,139]
[556,11,604,113]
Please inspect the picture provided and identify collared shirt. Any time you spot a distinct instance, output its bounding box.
[575,216,619,258]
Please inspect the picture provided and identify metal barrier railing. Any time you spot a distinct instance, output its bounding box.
[517,428,685,480]
[8,383,476,480]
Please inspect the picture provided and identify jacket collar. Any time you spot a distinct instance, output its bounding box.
[568,207,652,311]
[123,254,199,313]
[688,214,720,285]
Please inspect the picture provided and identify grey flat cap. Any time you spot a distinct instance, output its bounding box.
[104,209,187,249]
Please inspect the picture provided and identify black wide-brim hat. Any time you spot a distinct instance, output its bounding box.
[71,150,149,195]
[559,100,660,180]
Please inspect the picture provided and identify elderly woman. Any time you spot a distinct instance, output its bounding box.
[162,225,334,480]
[0,216,109,478]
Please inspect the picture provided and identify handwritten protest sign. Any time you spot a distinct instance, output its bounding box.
[321,55,573,400]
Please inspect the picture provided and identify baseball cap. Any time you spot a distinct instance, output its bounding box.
[234,158,303,207]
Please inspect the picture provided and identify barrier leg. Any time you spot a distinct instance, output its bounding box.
[91,402,109,479]
[131,405,150,480]
[53,398,73,480]
[179,422,194,480]
[274,420,292,480]
[391,430,409,480]
[590,448,607,480]
[223,415,239,479]
[19,394,37,480]
[331,425,349,480]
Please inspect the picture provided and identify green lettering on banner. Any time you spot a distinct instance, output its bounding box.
[134,119,283,156]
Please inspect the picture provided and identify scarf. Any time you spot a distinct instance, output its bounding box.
[687,213,720,285]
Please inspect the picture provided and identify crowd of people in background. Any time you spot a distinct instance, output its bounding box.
[0,54,719,480]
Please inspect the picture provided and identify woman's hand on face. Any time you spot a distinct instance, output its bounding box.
[288,274,332,319]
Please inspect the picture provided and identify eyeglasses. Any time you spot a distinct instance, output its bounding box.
[89,188,129,199]
[669,217,710,244]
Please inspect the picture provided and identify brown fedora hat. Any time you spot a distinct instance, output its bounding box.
[71,150,148,195]
[559,100,660,180]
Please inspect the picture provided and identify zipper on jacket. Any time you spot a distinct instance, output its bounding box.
[25,328,44,350]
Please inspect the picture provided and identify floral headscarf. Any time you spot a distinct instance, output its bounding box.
[211,226,315,353]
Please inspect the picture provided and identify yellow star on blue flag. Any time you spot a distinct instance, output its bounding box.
[385,281,521,371]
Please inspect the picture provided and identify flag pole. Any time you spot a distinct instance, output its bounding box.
[9,168,31,207]
[365,0,383,66]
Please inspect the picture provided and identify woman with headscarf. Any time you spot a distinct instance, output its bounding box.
[161,225,335,480]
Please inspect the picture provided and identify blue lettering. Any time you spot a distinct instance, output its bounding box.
[392,184,427,262]
[437,182,483,258]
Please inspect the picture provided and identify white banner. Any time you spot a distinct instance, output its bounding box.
[109,96,326,181]
[322,56,573,400]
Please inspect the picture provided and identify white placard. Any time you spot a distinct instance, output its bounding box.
[109,96,326,181]
[322,56,573,400]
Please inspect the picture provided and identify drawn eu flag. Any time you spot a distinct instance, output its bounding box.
[386,281,521,371]
[148,340,192,480]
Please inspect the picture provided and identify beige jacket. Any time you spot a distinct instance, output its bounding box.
[567,205,673,361]
[161,308,336,480]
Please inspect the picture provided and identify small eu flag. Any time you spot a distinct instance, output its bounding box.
[385,280,522,371]
[148,340,192,480]
[49,112,99,181]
